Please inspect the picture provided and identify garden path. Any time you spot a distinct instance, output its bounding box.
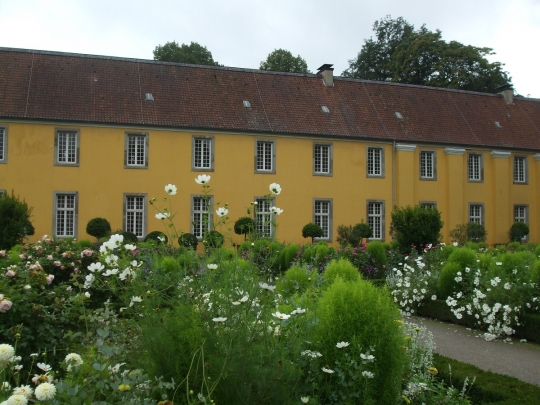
[409,316,540,387]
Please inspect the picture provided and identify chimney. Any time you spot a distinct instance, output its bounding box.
[495,84,513,104]
[317,64,334,87]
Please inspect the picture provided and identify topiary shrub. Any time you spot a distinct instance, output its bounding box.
[178,233,199,250]
[351,221,372,246]
[203,230,224,248]
[390,205,443,253]
[438,261,462,299]
[121,231,139,244]
[312,277,405,404]
[467,223,487,242]
[144,231,168,244]
[508,222,529,242]
[0,191,34,250]
[86,217,111,240]
[324,258,360,284]
[301,222,323,244]
[447,247,477,269]
[234,217,255,240]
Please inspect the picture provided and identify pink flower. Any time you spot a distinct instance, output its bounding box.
[0,300,13,313]
[46,275,55,285]
[6,270,15,277]
[53,261,61,267]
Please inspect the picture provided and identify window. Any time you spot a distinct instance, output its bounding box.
[314,144,332,176]
[124,194,146,239]
[193,137,214,171]
[514,205,528,224]
[192,196,212,239]
[255,140,275,173]
[514,156,527,184]
[314,199,332,240]
[420,150,436,179]
[125,133,148,168]
[468,204,484,225]
[468,153,483,181]
[0,127,6,163]
[0,190,6,197]
[367,147,384,177]
[367,201,385,240]
[54,192,78,238]
[420,202,437,209]
[254,198,274,238]
[55,130,79,165]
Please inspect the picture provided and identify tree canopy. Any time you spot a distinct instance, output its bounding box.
[342,16,512,93]
[260,49,311,73]
[153,41,221,66]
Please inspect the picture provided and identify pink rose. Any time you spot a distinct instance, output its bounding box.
[46,275,55,285]
[5,270,15,277]
[0,300,13,313]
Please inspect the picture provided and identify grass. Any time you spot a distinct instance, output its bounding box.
[433,353,540,405]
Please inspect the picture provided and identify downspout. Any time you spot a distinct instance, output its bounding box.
[392,140,396,209]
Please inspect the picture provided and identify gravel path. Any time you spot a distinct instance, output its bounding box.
[409,316,540,387]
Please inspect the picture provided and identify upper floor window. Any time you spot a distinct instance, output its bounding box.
[124,194,146,238]
[367,201,385,240]
[255,140,275,173]
[192,195,212,239]
[469,204,484,225]
[125,133,148,168]
[468,153,483,182]
[193,137,214,171]
[314,144,332,176]
[254,197,274,238]
[367,147,384,177]
[513,156,527,184]
[54,192,78,238]
[314,199,332,240]
[420,202,437,209]
[420,150,436,180]
[55,130,79,165]
[0,127,6,163]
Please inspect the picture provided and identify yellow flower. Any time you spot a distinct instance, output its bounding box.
[428,366,438,375]
[118,384,131,391]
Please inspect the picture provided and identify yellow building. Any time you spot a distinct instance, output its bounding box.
[0,48,539,245]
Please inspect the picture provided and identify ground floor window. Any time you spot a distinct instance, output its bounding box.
[125,194,146,238]
[54,192,77,238]
[367,201,384,240]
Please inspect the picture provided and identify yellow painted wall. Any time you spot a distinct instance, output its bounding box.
[0,121,538,246]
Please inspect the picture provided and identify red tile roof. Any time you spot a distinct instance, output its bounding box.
[1,48,539,151]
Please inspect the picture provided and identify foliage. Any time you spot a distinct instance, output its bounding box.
[509,222,529,242]
[336,225,353,247]
[467,223,487,242]
[120,230,138,244]
[351,222,372,246]
[203,230,224,249]
[365,240,388,273]
[259,49,311,73]
[234,216,254,240]
[178,232,199,250]
[144,231,168,244]
[342,15,512,93]
[301,222,324,243]
[323,258,360,284]
[449,224,469,245]
[438,262,463,299]
[153,41,220,66]
[85,217,111,240]
[390,205,443,253]
[0,191,34,250]
[276,265,315,296]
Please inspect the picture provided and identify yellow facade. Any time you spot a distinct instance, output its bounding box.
[0,120,538,245]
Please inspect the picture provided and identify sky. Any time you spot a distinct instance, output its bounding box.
[1,0,539,97]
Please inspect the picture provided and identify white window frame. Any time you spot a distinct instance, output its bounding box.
[468,153,483,182]
[55,129,79,166]
[0,190,5,197]
[191,195,213,240]
[313,198,332,241]
[53,192,78,238]
[513,156,527,184]
[0,126,7,164]
[468,203,484,225]
[514,205,528,224]
[255,139,276,174]
[367,147,384,177]
[254,197,274,238]
[420,150,436,180]
[419,201,437,209]
[313,143,332,176]
[367,200,385,240]
[124,194,147,239]
[192,136,214,171]
[125,133,148,168]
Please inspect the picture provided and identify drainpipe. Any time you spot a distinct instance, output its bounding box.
[392,140,396,209]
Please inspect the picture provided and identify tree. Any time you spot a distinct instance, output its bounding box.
[343,16,511,93]
[0,191,35,250]
[153,41,220,66]
[86,217,111,240]
[508,222,529,242]
[260,49,311,73]
[302,223,324,244]
[390,205,443,253]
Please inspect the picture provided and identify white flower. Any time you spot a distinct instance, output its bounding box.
[270,206,283,215]
[301,397,310,403]
[216,207,229,217]
[164,184,177,195]
[207,264,218,270]
[272,311,290,320]
[269,183,281,195]
[157,236,166,242]
[37,363,52,372]
[108,363,126,373]
[155,213,171,220]
[453,242,458,246]
[362,370,374,378]
[360,353,375,362]
[34,382,56,401]
[291,307,306,315]
[129,296,143,307]
[23,285,31,290]
[13,385,33,398]
[5,394,28,404]
[322,367,335,373]
[65,353,83,371]
[259,282,276,291]
[212,317,227,322]
[195,174,211,184]
[496,262,502,266]
[102,268,119,277]
[124,244,137,251]
[87,262,105,273]
[84,292,91,298]
[336,341,350,348]
[0,344,15,365]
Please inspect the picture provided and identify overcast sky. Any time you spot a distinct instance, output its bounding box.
[1,0,539,97]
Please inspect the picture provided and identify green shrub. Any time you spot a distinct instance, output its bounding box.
[447,248,477,269]
[324,258,360,284]
[336,225,353,247]
[351,221,372,246]
[390,205,443,253]
[203,230,224,248]
[74,239,94,249]
[438,262,462,298]
[121,231,139,244]
[313,278,405,404]
[178,233,199,250]
[509,222,530,242]
[0,191,35,250]
[234,216,255,240]
[279,243,299,271]
[276,265,314,296]
[159,256,182,273]
[449,224,468,245]
[144,231,168,244]
[86,217,111,240]
[366,240,388,270]
[441,244,456,260]
[467,222,487,242]
[301,222,323,243]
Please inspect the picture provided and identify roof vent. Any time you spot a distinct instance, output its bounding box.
[395,112,403,120]
[317,64,334,87]
[243,100,251,108]
[495,121,502,129]
[495,84,513,104]
[321,105,330,114]
[145,93,154,102]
